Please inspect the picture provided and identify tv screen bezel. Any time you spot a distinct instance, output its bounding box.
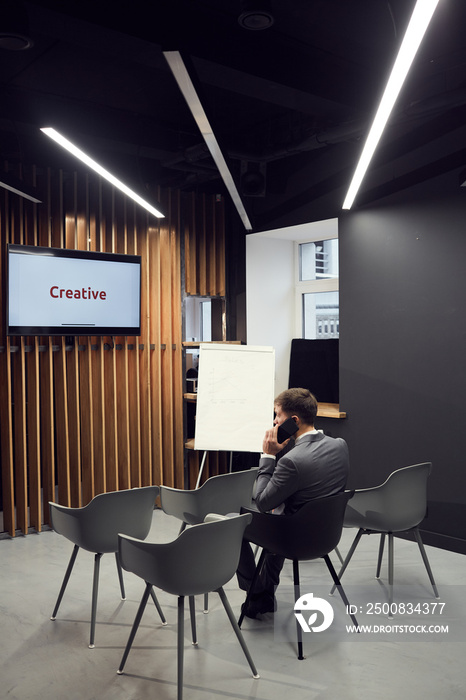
[6,243,142,337]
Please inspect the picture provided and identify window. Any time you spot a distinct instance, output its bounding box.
[303,291,339,339]
[295,237,339,339]
[200,300,212,341]
[185,296,212,341]
[300,239,339,281]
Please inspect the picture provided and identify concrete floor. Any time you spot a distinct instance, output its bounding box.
[0,508,464,700]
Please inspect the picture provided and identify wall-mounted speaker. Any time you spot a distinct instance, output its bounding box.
[240,160,267,197]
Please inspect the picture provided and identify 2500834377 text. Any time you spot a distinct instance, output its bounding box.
[347,602,446,616]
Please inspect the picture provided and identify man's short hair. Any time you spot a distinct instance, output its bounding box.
[274,387,318,426]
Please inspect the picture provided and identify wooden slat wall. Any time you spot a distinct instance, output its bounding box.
[0,164,224,536]
[183,193,229,485]
[184,193,226,297]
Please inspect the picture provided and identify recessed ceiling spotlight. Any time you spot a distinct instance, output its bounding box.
[0,2,33,50]
[238,1,274,30]
[0,33,33,50]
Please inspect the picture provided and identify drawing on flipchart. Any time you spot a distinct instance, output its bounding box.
[201,356,273,403]
[195,345,275,452]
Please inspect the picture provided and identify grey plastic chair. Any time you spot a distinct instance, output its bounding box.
[159,468,258,532]
[238,492,358,660]
[331,463,439,610]
[160,468,258,611]
[117,514,259,700]
[49,486,165,648]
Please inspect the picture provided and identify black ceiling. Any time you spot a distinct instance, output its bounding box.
[2,0,466,231]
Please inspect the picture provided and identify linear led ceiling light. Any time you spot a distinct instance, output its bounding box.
[342,0,441,210]
[163,50,253,231]
[40,127,164,218]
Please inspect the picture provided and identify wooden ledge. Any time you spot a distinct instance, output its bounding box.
[316,403,346,419]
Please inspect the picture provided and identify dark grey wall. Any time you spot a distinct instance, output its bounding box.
[316,190,466,554]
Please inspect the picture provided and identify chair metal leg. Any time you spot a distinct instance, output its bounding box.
[217,587,260,678]
[334,546,344,565]
[413,527,439,598]
[177,596,185,700]
[324,555,358,628]
[89,552,103,648]
[376,533,386,579]
[293,559,304,660]
[149,587,167,625]
[238,549,267,627]
[51,543,79,620]
[115,551,126,600]
[388,533,394,614]
[203,593,209,613]
[117,582,152,674]
[189,595,197,645]
[330,528,364,594]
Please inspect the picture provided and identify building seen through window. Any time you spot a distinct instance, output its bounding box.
[298,240,339,339]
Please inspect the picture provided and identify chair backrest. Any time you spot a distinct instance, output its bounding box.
[119,513,253,596]
[159,468,258,525]
[344,462,432,532]
[241,491,351,561]
[49,486,159,553]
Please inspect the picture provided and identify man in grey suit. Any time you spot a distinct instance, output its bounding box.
[238,387,349,618]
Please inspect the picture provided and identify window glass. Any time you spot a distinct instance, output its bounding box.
[303,291,339,339]
[300,239,338,281]
[200,300,212,341]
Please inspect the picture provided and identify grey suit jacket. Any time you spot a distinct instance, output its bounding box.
[254,432,349,515]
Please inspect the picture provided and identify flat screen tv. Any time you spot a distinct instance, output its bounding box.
[7,244,141,336]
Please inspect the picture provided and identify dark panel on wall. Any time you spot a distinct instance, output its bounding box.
[332,191,466,554]
[289,338,339,403]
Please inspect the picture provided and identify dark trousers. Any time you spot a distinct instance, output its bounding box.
[237,540,284,603]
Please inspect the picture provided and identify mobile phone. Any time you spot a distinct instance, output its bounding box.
[276,416,298,443]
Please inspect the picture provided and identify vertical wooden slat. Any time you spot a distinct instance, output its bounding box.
[207,198,216,296]
[170,190,184,487]
[115,198,131,490]
[127,205,141,487]
[115,342,131,490]
[54,339,71,505]
[27,170,42,530]
[92,339,106,495]
[91,182,107,495]
[216,197,226,296]
[160,191,175,486]
[148,207,162,486]
[79,342,95,504]
[67,341,81,506]
[185,192,197,294]
[79,177,95,504]
[0,338,15,535]
[40,339,55,520]
[40,170,55,520]
[27,339,42,530]
[198,194,207,296]
[103,343,118,492]
[13,339,28,533]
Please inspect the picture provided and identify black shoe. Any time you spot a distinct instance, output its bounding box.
[241,595,276,619]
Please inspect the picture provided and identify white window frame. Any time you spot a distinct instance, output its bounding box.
[294,237,339,338]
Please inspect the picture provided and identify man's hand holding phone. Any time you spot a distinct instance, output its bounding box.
[262,417,298,456]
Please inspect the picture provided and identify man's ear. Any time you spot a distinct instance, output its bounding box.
[291,415,300,425]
